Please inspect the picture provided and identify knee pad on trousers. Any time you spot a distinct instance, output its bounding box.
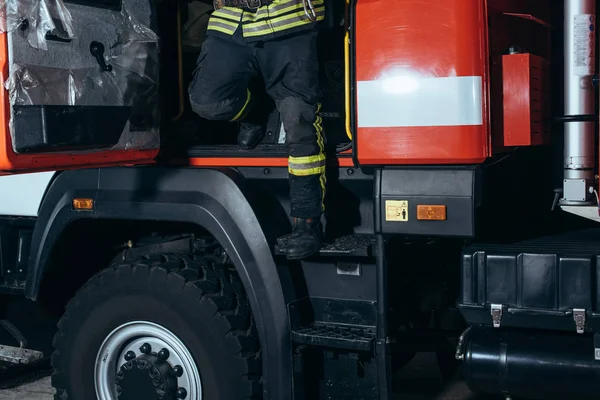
[189,94,245,121]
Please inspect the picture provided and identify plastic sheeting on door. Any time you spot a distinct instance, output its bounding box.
[1,0,75,50]
[3,0,161,153]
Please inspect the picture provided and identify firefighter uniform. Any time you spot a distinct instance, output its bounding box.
[188,0,326,260]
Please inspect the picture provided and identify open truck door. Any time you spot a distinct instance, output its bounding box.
[0,0,160,173]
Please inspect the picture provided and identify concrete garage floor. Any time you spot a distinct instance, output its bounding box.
[0,353,498,400]
[0,376,52,400]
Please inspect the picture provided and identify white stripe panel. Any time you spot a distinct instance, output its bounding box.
[0,172,56,217]
[357,76,483,128]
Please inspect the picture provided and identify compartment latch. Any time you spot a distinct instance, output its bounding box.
[573,309,586,334]
[491,304,503,328]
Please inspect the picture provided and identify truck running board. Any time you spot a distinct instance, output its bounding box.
[275,234,375,257]
[0,345,43,364]
[292,322,376,352]
[0,320,43,364]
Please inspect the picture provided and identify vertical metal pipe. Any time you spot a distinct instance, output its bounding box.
[561,0,596,205]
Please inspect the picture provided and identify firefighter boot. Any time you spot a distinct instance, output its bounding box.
[238,122,265,149]
[284,217,323,260]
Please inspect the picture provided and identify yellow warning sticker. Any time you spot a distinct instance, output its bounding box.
[385,200,408,222]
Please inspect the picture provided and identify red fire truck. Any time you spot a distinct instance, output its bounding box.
[0,0,597,399]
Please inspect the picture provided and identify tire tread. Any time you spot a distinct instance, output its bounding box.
[51,252,262,399]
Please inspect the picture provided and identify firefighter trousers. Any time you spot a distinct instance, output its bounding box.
[188,29,326,219]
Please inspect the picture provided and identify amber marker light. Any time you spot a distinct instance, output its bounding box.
[72,198,94,211]
[416,205,446,221]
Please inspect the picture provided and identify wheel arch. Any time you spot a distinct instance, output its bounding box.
[26,166,292,400]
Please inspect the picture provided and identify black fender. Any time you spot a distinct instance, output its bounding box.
[26,166,291,400]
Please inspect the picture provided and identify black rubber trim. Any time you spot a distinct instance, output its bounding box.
[185,144,354,159]
[186,144,288,158]
[373,168,382,233]
[554,114,598,123]
[26,167,291,400]
[349,0,359,169]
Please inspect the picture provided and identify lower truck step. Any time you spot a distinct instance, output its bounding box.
[275,234,375,257]
[292,322,376,351]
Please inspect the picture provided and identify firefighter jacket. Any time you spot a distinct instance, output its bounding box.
[207,0,325,42]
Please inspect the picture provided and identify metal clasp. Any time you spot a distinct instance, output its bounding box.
[574,309,586,334]
[491,304,503,328]
[302,0,317,21]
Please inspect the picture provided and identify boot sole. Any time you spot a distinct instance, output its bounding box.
[284,246,320,261]
[238,133,265,149]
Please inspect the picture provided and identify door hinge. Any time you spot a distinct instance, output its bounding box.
[491,304,503,328]
[573,308,586,334]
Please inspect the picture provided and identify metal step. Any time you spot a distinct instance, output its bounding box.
[0,345,43,364]
[292,322,376,351]
[275,234,375,257]
[0,320,43,364]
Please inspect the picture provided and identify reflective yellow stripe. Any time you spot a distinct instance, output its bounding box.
[231,89,252,122]
[289,165,326,176]
[244,6,324,29]
[316,103,326,211]
[314,103,324,154]
[243,2,300,21]
[288,153,326,176]
[207,20,237,35]
[214,7,243,22]
[207,9,241,35]
[242,0,324,22]
[243,10,325,37]
[289,153,326,164]
[210,17,239,27]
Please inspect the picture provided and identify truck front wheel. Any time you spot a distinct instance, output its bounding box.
[51,253,261,399]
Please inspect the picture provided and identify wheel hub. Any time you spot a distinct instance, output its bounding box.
[95,321,200,400]
[117,353,179,399]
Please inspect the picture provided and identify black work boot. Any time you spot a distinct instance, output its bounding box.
[284,218,323,260]
[238,122,265,149]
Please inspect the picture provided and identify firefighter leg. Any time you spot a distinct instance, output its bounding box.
[279,97,326,260]
[188,33,264,148]
[260,31,325,259]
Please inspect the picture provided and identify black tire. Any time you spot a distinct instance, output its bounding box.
[51,253,262,399]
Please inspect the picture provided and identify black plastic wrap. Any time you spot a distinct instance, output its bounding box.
[5,0,160,153]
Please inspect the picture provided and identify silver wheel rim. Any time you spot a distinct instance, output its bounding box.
[94,320,202,400]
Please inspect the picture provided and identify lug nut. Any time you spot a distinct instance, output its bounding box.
[176,387,188,399]
[158,348,170,360]
[124,351,136,361]
[140,343,152,354]
[149,367,160,379]
[173,365,183,377]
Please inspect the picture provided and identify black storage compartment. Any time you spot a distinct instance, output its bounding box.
[458,229,600,333]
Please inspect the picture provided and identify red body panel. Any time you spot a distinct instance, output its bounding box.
[354,0,490,165]
[502,53,550,147]
[181,156,354,168]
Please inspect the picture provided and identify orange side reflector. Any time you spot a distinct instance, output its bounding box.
[72,198,94,211]
[416,205,446,221]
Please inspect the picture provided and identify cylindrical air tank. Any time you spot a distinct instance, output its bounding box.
[561,0,596,205]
